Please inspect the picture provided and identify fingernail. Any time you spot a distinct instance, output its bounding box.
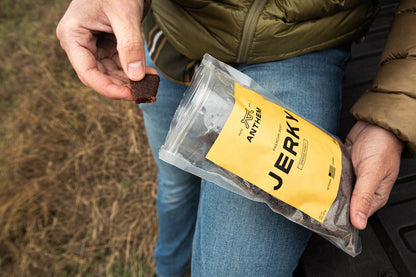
[357,212,367,227]
[128,61,144,80]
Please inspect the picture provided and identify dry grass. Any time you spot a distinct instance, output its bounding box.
[0,1,158,276]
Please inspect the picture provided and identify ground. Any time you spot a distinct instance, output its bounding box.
[0,1,159,276]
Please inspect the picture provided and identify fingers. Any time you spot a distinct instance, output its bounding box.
[56,0,156,100]
[350,162,398,229]
[64,36,133,99]
[104,1,146,81]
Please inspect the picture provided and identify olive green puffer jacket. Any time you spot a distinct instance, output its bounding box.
[149,0,416,157]
[151,0,378,63]
[351,0,416,157]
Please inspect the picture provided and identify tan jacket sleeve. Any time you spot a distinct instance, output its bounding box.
[350,0,416,157]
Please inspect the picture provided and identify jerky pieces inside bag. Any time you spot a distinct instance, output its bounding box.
[159,54,360,257]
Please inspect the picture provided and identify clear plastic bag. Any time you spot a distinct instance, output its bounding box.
[159,54,360,257]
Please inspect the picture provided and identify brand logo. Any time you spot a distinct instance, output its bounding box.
[246,107,262,143]
[241,108,254,129]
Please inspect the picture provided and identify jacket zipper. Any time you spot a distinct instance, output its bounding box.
[236,0,268,63]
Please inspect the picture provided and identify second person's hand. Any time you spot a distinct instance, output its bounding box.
[56,0,157,100]
[346,121,404,230]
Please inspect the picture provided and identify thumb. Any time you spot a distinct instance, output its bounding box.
[108,2,146,81]
[349,170,379,230]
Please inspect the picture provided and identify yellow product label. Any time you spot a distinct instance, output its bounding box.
[206,82,342,222]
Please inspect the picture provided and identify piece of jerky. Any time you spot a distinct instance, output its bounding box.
[130,74,160,104]
[199,130,219,145]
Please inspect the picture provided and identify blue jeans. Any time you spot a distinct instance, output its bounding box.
[140,44,351,277]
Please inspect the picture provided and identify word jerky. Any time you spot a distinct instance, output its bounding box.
[268,110,299,190]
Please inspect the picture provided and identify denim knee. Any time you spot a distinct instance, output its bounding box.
[156,169,200,210]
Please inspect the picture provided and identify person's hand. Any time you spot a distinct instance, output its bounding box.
[346,121,404,230]
[56,0,157,100]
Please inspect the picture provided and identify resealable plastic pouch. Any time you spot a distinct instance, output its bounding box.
[159,54,360,257]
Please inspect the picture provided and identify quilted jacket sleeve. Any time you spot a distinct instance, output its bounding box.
[350,0,416,157]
